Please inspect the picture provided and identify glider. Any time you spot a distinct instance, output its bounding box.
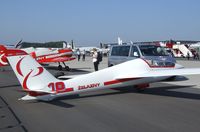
[4,48,200,101]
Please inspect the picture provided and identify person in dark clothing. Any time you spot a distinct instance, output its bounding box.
[196,52,199,60]
[77,49,81,61]
[187,51,190,60]
[82,50,86,61]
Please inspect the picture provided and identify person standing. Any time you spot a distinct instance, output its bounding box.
[92,48,99,71]
[77,49,81,61]
[196,52,199,60]
[82,50,86,61]
[187,51,190,60]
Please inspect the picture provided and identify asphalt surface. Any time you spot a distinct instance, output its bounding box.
[1,57,200,132]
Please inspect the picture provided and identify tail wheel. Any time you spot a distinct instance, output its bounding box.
[58,65,62,71]
[65,66,70,71]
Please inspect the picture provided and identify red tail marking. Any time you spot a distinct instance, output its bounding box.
[22,70,33,90]
[21,67,44,92]
[32,67,44,77]
[16,57,25,77]
[6,49,27,57]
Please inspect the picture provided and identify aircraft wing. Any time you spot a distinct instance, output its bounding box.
[58,74,84,79]
[115,68,200,79]
[38,57,76,63]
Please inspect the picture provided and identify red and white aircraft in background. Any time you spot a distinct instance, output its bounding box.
[0,45,75,70]
[3,47,200,101]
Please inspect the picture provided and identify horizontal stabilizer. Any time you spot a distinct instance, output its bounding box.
[17,89,55,94]
[19,95,38,100]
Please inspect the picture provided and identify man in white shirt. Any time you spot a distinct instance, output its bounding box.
[92,48,98,71]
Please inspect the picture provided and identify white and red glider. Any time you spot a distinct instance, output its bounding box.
[4,48,200,101]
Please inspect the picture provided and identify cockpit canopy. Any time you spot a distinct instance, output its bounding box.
[139,45,168,56]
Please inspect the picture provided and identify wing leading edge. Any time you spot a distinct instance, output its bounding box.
[115,68,200,79]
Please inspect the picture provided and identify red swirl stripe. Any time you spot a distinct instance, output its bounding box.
[16,57,25,77]
[32,67,44,77]
[22,70,33,90]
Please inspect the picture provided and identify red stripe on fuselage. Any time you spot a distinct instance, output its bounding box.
[28,87,74,97]
[104,78,141,86]
[56,88,74,93]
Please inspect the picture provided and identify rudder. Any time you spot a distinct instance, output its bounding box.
[6,49,58,93]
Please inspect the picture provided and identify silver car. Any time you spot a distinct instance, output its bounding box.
[108,44,176,67]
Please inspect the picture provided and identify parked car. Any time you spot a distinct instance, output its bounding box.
[108,44,176,67]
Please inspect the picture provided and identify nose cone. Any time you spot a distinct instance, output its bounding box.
[174,63,184,69]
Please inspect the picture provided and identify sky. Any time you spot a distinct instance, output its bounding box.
[0,0,200,46]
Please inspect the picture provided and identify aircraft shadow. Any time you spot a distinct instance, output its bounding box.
[0,84,21,89]
[161,76,189,82]
[142,85,200,100]
[18,83,200,108]
[26,100,75,109]
[45,100,74,108]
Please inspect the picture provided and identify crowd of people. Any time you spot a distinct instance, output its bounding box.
[187,51,199,60]
[76,49,86,61]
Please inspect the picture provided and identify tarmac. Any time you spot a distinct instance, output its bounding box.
[1,56,200,132]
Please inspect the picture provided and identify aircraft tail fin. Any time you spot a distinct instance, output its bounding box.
[0,45,8,66]
[6,49,58,95]
[15,39,23,48]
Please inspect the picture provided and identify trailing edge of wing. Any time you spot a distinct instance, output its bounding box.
[115,68,200,79]
[58,74,83,79]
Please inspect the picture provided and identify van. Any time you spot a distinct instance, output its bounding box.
[108,44,176,67]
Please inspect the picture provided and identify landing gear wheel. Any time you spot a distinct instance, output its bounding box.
[58,65,62,71]
[136,88,145,93]
[65,66,70,71]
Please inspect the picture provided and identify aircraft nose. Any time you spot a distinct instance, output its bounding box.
[174,63,184,69]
